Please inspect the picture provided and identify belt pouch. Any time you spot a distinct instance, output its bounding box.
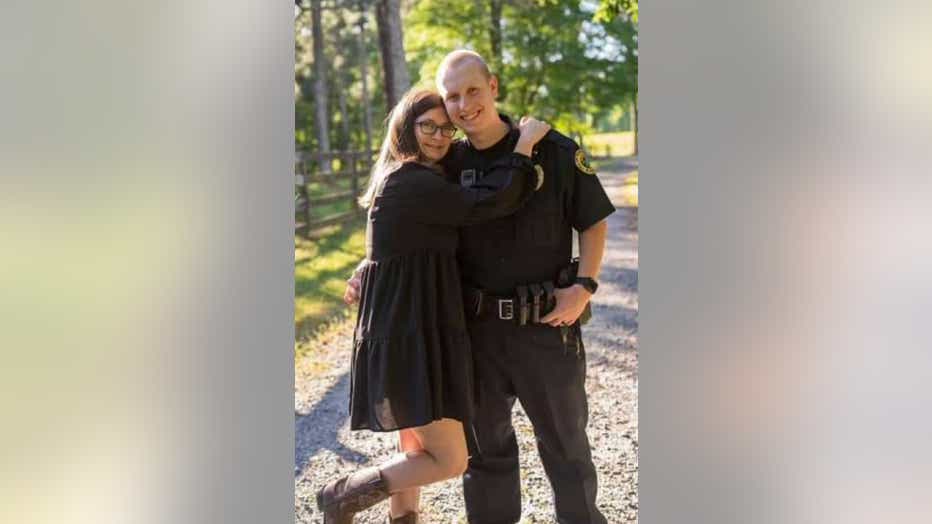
[528,283,543,323]
[515,285,529,326]
[542,281,556,315]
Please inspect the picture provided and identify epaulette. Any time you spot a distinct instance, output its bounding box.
[539,129,580,151]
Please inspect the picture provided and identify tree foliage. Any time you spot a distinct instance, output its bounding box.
[296,0,638,151]
[406,0,637,136]
[296,3,387,151]
[595,0,638,23]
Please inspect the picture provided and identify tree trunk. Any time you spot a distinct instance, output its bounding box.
[310,0,331,172]
[375,0,410,108]
[524,66,545,110]
[488,0,505,101]
[357,6,373,155]
[336,73,350,149]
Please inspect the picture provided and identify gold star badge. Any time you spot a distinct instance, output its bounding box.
[575,149,596,175]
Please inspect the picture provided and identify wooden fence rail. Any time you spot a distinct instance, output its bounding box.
[295,149,376,237]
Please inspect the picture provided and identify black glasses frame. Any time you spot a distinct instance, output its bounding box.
[416,120,457,138]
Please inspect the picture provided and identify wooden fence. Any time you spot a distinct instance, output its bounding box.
[295,150,376,237]
[294,146,625,237]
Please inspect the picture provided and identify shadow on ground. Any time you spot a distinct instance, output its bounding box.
[295,372,369,475]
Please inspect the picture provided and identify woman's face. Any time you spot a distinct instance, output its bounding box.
[413,106,455,164]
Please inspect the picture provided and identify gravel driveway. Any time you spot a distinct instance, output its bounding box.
[295,158,639,523]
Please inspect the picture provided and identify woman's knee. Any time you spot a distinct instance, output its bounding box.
[431,447,467,479]
[446,453,469,478]
[414,419,468,479]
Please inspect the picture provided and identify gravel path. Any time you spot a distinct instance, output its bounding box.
[295,158,639,523]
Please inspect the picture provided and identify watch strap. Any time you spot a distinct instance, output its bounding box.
[574,277,598,294]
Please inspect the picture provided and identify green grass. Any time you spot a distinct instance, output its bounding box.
[306,199,353,220]
[294,219,367,356]
[304,175,371,198]
[583,131,636,158]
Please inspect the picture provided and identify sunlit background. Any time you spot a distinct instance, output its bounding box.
[1,1,931,523]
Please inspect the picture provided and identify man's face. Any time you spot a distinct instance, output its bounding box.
[438,62,500,136]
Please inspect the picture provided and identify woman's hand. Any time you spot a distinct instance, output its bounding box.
[343,259,368,305]
[514,116,551,157]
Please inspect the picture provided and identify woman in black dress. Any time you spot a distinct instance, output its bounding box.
[315,87,550,523]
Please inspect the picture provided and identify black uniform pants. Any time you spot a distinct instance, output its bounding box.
[463,317,606,524]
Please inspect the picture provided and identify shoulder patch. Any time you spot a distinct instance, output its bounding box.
[575,149,597,175]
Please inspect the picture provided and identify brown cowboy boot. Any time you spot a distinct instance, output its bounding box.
[316,466,391,524]
[387,511,418,523]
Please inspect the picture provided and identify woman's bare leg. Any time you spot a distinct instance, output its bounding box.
[389,428,422,517]
[379,418,468,493]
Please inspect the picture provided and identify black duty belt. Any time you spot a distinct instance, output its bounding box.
[463,259,592,326]
[466,284,556,324]
[465,284,585,355]
[479,293,520,321]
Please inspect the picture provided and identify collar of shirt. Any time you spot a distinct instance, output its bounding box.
[463,113,520,156]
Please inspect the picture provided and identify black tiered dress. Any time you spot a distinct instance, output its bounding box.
[349,153,535,432]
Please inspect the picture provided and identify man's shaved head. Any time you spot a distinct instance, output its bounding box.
[435,50,492,88]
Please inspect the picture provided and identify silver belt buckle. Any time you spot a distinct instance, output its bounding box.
[498,299,514,320]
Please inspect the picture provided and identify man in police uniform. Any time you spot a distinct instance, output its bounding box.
[436,50,614,524]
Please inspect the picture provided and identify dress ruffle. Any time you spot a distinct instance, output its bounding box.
[349,250,475,432]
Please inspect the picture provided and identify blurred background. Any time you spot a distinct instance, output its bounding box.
[4,1,931,523]
[293,0,639,352]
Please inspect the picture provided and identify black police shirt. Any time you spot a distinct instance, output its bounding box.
[442,114,616,295]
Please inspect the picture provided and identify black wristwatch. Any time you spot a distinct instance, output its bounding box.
[574,277,599,294]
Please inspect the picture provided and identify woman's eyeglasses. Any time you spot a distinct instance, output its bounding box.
[416,120,458,138]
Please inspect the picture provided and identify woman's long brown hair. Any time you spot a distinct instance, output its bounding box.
[358,87,447,208]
